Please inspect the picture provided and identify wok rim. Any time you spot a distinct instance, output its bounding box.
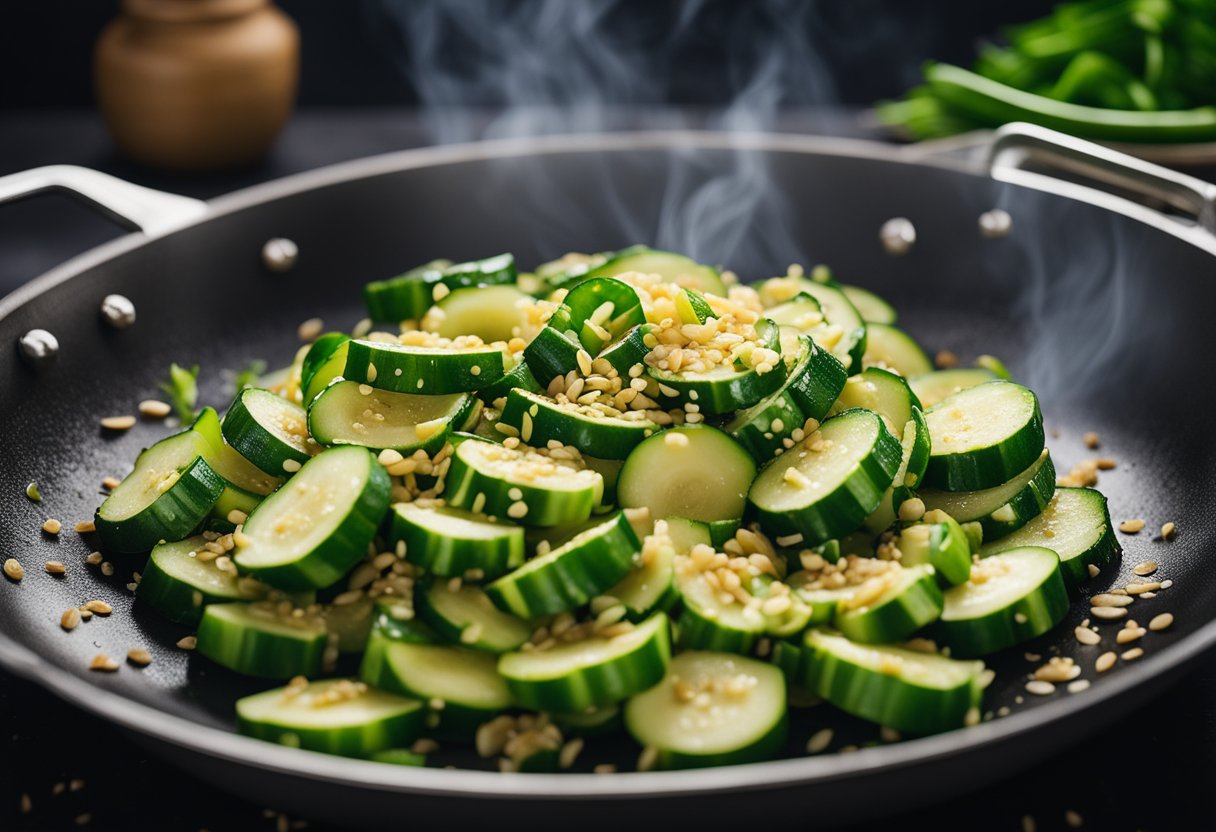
[2,129,1215,800]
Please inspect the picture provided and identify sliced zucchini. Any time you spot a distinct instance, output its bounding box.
[675,287,716,324]
[137,536,263,625]
[786,571,853,625]
[583,455,624,507]
[299,333,350,407]
[605,534,678,620]
[663,516,713,552]
[191,407,282,498]
[618,426,756,524]
[423,284,529,342]
[551,704,622,737]
[362,632,514,735]
[95,430,225,554]
[979,487,1120,589]
[862,323,933,378]
[624,651,787,769]
[389,502,525,580]
[523,277,644,384]
[758,278,865,372]
[834,564,943,644]
[674,568,767,654]
[841,284,897,325]
[196,602,327,678]
[237,678,424,758]
[724,336,848,463]
[363,254,515,322]
[500,388,657,460]
[417,582,532,653]
[747,409,902,546]
[921,450,1056,541]
[646,319,787,415]
[221,388,314,477]
[498,611,671,712]
[908,367,997,409]
[307,380,468,454]
[898,510,973,586]
[474,360,542,408]
[932,546,1069,658]
[924,381,1044,492]
[776,629,986,735]
[862,408,931,534]
[582,246,726,296]
[444,437,604,527]
[345,338,507,395]
[828,367,921,436]
[234,446,391,590]
[485,512,638,618]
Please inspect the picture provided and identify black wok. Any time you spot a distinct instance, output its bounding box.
[1,124,1214,829]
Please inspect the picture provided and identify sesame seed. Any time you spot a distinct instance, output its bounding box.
[25,481,41,502]
[1118,518,1145,534]
[100,415,137,431]
[411,738,440,754]
[45,561,66,575]
[227,509,248,525]
[897,497,925,522]
[934,350,958,369]
[1160,579,1173,589]
[1090,593,1133,607]
[297,317,324,341]
[1160,521,1177,541]
[1121,647,1144,662]
[61,607,81,630]
[74,520,97,534]
[100,562,114,577]
[593,764,616,775]
[3,558,25,581]
[1064,809,1083,828]
[576,350,593,376]
[102,476,121,490]
[636,745,658,772]
[507,501,529,519]
[806,728,833,754]
[1022,815,1036,832]
[559,738,584,769]
[89,653,119,672]
[1074,626,1101,646]
[1132,561,1157,577]
[138,399,173,418]
[1025,680,1055,696]
[176,635,197,650]
[127,649,152,666]
[664,432,689,448]
[1066,679,1090,694]
[1095,651,1117,672]
[282,459,302,473]
[1149,612,1174,632]
[1082,431,1100,449]
[1090,606,1128,620]
[42,518,62,535]
[1087,563,1100,578]
[1115,625,1146,644]
[1125,581,1160,595]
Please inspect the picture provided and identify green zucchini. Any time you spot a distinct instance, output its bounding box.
[924,381,1044,491]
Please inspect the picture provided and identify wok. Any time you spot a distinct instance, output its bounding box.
[0,124,1214,829]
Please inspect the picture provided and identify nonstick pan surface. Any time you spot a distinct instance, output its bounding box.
[1,131,1214,828]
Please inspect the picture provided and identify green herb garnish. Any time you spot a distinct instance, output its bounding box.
[233,359,268,392]
[160,363,200,422]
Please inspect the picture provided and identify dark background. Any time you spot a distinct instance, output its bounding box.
[4,2,1212,831]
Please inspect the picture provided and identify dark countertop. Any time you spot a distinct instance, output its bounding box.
[2,109,1212,832]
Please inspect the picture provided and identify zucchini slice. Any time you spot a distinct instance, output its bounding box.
[388,502,525,580]
[444,437,604,527]
[361,631,514,735]
[363,254,516,322]
[776,629,986,735]
[345,338,507,395]
[191,406,282,498]
[474,361,542,407]
[423,284,530,342]
[234,446,391,590]
[862,408,931,534]
[582,246,726,296]
[724,335,848,463]
[523,277,645,384]
[95,430,225,554]
[979,487,1120,589]
[307,380,469,454]
[299,333,350,407]
[759,278,866,372]
[137,536,263,625]
[921,450,1056,541]
[829,367,921,436]
[841,284,897,325]
[237,678,425,758]
[924,381,1045,492]
[624,651,787,769]
[498,611,671,712]
[618,425,756,525]
[221,388,315,477]
[485,512,638,618]
[499,388,657,460]
[747,408,902,545]
[646,319,787,415]
[604,533,678,620]
[196,602,327,678]
[862,323,933,378]
[833,563,943,644]
[898,510,973,587]
[417,582,532,653]
[932,546,1069,658]
[908,367,998,409]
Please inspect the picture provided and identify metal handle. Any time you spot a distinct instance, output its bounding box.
[987,122,1216,239]
[0,164,207,235]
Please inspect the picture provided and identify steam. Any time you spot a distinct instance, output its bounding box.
[364,0,907,271]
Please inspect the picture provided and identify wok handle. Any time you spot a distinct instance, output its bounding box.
[987,123,1216,238]
[0,164,207,235]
